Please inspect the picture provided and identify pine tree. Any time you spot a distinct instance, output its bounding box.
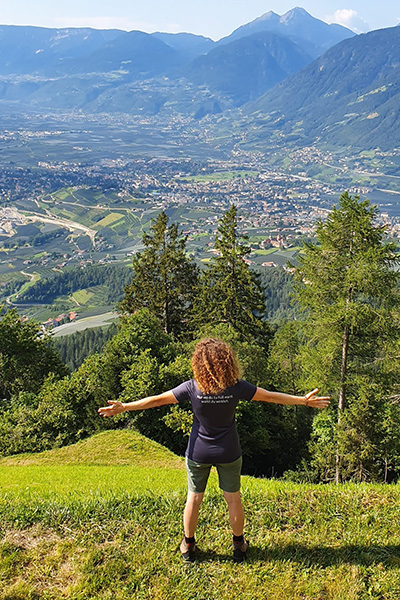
[120,211,199,338]
[192,205,270,346]
[294,192,400,482]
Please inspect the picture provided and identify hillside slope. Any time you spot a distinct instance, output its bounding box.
[0,25,122,76]
[0,429,184,468]
[243,26,400,151]
[1,457,400,599]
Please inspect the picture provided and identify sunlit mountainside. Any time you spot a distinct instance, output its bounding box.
[242,26,400,151]
[0,8,353,115]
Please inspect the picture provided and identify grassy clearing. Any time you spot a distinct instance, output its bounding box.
[51,312,118,336]
[1,431,400,599]
[71,289,94,305]
[252,248,279,256]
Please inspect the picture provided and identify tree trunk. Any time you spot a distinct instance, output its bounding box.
[162,232,169,334]
[336,322,349,484]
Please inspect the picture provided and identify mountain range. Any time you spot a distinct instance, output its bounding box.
[0,8,353,114]
[216,7,352,55]
[0,8,399,151]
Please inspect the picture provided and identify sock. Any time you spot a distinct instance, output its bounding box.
[185,536,195,545]
[233,534,244,544]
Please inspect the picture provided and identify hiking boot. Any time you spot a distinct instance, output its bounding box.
[180,538,196,562]
[233,538,249,563]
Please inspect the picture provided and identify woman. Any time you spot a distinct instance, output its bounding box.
[98,338,330,563]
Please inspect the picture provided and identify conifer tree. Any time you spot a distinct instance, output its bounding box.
[120,211,199,338]
[192,205,270,347]
[294,192,400,482]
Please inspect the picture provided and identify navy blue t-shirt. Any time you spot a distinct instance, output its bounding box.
[172,379,256,464]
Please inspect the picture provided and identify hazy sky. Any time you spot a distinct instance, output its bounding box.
[0,1,399,39]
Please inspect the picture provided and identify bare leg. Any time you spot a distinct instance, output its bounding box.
[223,490,244,536]
[183,491,204,538]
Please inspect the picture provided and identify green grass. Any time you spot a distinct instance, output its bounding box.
[2,432,400,599]
[0,272,29,293]
[21,283,114,321]
[0,430,184,468]
[0,464,186,496]
[252,248,279,256]
[71,289,94,305]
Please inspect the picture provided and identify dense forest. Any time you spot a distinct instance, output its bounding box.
[258,267,298,322]
[2,195,400,482]
[53,324,118,371]
[18,264,132,305]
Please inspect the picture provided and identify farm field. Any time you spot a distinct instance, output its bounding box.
[1,430,400,600]
[51,311,118,337]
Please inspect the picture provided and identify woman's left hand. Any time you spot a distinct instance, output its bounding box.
[98,400,125,417]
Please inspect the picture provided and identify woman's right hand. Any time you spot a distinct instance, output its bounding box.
[304,389,330,409]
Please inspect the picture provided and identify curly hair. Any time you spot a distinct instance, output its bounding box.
[191,338,241,394]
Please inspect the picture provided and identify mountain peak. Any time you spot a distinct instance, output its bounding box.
[255,10,279,21]
[281,7,312,22]
[286,7,310,15]
[250,11,280,28]
[218,6,354,51]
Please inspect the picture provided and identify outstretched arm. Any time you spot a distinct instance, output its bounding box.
[98,390,178,417]
[252,387,330,409]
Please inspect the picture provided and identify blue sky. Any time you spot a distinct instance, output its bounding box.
[0,1,399,39]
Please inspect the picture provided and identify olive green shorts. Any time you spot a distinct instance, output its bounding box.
[185,456,243,494]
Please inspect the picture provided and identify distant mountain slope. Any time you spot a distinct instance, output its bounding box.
[243,26,400,151]
[180,31,314,105]
[218,7,355,56]
[66,30,186,80]
[0,26,187,81]
[0,12,360,118]
[0,28,190,112]
[0,25,122,76]
[152,32,215,58]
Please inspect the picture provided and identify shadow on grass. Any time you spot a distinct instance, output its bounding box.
[249,544,400,568]
[190,544,400,568]
[193,548,234,564]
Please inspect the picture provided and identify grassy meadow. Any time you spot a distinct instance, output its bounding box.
[1,430,400,599]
